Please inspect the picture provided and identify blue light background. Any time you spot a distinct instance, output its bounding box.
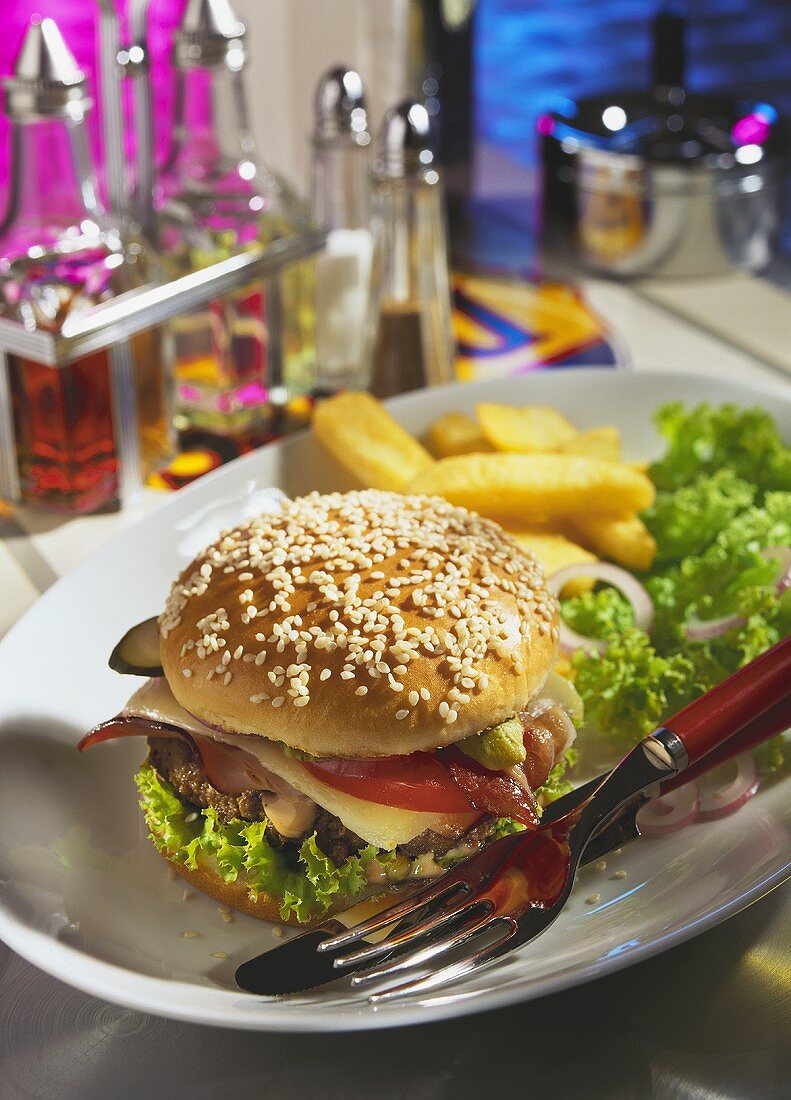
[476,0,791,169]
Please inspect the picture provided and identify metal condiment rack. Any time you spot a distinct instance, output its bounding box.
[0,1,326,506]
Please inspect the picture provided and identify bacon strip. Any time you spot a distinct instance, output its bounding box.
[442,748,540,828]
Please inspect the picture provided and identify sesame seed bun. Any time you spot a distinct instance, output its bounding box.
[159,490,559,759]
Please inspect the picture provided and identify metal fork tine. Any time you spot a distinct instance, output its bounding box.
[334,898,491,970]
[367,919,517,1004]
[350,909,498,988]
[318,879,467,953]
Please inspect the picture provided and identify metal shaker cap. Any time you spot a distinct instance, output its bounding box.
[313,66,369,146]
[173,0,246,70]
[3,16,90,122]
[373,100,436,180]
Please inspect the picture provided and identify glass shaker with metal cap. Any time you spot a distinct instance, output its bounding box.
[0,16,171,513]
[365,100,455,398]
[309,66,373,394]
[156,0,314,435]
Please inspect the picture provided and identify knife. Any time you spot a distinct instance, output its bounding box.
[235,697,789,996]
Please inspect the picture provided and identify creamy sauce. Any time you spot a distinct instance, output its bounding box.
[260,794,317,839]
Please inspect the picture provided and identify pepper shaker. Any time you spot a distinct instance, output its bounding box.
[365,100,456,398]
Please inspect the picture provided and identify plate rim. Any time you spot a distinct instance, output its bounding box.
[1,366,790,1031]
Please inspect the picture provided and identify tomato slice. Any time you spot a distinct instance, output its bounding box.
[303,753,477,814]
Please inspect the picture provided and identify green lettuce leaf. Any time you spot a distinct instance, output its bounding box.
[135,765,377,923]
[561,407,790,757]
[649,402,791,493]
[560,586,635,643]
[643,469,755,563]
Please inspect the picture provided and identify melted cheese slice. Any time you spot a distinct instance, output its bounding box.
[124,679,477,849]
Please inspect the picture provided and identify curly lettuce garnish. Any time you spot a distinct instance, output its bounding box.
[135,764,379,922]
[561,404,791,755]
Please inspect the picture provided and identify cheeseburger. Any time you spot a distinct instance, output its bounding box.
[80,490,580,925]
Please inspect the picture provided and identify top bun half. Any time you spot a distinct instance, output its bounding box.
[159,490,559,758]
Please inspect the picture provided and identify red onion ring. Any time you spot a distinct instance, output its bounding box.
[696,753,760,821]
[683,612,745,642]
[636,783,700,837]
[761,546,791,597]
[684,546,790,643]
[548,562,655,656]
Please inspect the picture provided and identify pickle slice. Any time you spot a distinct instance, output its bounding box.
[109,617,163,676]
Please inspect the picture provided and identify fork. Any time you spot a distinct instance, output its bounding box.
[316,635,791,1003]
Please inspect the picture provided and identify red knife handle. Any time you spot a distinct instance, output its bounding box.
[659,694,791,795]
[663,635,791,766]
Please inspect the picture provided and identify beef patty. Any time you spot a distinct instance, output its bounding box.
[147,736,480,866]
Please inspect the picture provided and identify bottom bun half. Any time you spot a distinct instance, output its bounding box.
[159,848,374,928]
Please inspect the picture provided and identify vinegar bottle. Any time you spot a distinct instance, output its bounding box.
[0,16,171,513]
[157,0,315,436]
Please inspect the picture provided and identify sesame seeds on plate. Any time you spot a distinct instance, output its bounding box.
[161,490,558,722]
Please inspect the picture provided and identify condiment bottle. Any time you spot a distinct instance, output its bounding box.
[0,17,172,513]
[309,66,373,395]
[156,0,314,436]
[365,101,455,398]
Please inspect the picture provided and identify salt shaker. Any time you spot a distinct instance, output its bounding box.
[309,66,373,395]
[365,101,456,398]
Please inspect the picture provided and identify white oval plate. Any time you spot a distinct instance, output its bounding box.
[0,369,789,1032]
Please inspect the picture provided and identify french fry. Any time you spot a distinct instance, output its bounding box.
[407,453,655,520]
[477,403,577,453]
[571,513,656,572]
[312,392,433,492]
[508,530,598,596]
[425,411,492,458]
[560,426,621,463]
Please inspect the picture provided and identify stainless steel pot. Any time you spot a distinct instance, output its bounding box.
[570,136,787,277]
[540,13,789,278]
[542,93,789,279]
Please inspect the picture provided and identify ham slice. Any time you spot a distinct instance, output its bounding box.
[78,717,298,798]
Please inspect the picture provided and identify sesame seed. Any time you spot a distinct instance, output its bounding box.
[585,894,601,906]
[160,490,557,722]
[182,669,192,678]
[271,697,285,708]
[439,701,449,718]
[595,860,607,872]
[223,671,233,686]
[610,870,627,881]
[395,709,409,720]
[355,685,368,696]
[293,696,310,707]
[222,912,233,923]
[211,951,228,959]
[182,930,200,939]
